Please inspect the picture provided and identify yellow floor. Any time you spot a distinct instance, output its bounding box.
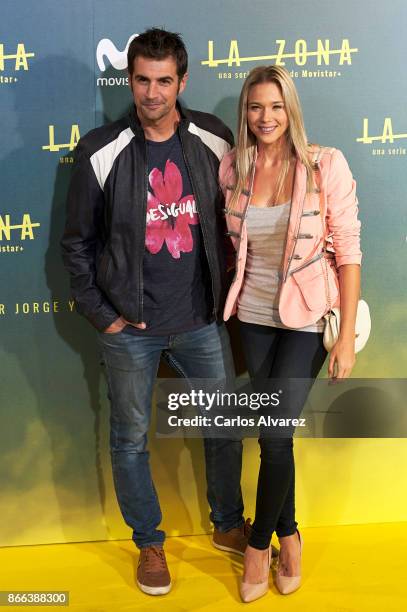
[0,523,406,611]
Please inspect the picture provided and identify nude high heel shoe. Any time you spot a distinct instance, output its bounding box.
[240,545,271,603]
[275,530,303,595]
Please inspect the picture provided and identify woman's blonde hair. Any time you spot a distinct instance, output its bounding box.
[229,65,314,209]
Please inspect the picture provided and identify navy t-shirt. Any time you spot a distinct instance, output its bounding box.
[125,130,213,336]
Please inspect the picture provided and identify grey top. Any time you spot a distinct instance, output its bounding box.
[237,203,325,332]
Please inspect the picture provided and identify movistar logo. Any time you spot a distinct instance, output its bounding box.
[96,35,137,71]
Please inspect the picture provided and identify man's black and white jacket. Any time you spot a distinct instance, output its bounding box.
[61,104,234,331]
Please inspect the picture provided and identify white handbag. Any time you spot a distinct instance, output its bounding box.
[323,299,371,353]
[312,147,371,353]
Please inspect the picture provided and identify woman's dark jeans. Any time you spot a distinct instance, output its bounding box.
[239,322,327,549]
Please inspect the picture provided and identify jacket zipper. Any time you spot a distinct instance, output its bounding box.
[179,128,217,317]
[138,137,148,322]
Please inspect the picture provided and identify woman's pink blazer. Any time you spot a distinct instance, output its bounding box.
[219,146,362,328]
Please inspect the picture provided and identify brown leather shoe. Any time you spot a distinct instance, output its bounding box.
[212,518,252,556]
[213,519,279,558]
[136,545,171,596]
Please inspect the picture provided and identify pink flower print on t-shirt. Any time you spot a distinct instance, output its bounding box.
[145,160,199,259]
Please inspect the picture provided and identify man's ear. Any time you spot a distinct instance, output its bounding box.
[178,72,189,95]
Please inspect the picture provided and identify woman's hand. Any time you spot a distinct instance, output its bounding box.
[328,336,356,380]
[328,264,360,380]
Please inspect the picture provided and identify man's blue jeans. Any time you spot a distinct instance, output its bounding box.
[98,321,244,549]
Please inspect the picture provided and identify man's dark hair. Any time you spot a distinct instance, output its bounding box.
[127,28,188,79]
